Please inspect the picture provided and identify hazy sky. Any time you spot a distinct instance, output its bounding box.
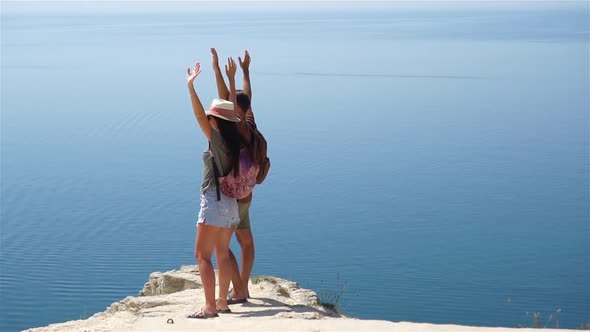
[2,0,588,13]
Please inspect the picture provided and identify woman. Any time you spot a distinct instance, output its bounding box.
[186,57,245,318]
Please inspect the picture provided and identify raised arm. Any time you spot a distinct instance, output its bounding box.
[211,48,229,100]
[239,50,252,101]
[239,50,255,123]
[226,57,251,141]
[187,62,212,140]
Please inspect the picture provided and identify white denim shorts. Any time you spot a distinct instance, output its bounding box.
[197,188,239,228]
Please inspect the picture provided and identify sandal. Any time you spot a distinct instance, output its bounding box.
[187,308,219,319]
[227,287,250,301]
[227,297,248,305]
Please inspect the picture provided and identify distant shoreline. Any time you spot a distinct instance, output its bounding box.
[3,0,587,15]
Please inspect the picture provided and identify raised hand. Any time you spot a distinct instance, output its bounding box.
[211,48,220,71]
[238,50,251,72]
[186,62,202,85]
[225,57,237,79]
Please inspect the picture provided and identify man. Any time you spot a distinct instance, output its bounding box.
[211,48,256,304]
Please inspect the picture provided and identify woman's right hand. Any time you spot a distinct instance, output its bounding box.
[239,50,251,72]
[211,48,220,71]
[186,62,202,85]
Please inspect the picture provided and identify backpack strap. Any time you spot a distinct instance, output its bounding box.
[211,156,221,201]
[208,143,221,201]
[245,120,255,146]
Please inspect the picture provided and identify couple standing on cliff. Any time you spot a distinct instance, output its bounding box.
[186,48,271,319]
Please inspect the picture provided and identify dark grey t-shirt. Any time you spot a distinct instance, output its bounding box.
[201,129,233,193]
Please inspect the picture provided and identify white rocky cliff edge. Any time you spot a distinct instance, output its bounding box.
[24,265,573,332]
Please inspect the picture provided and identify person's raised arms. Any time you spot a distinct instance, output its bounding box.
[238,50,252,101]
[239,50,256,123]
[226,57,251,141]
[212,48,229,100]
[187,62,213,140]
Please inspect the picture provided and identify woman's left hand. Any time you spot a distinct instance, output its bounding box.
[225,57,237,79]
[187,62,202,85]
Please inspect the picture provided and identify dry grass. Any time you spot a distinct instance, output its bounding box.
[277,286,290,297]
[251,275,277,285]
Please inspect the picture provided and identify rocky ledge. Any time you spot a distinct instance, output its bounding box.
[25,266,573,332]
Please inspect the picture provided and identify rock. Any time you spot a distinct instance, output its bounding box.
[138,265,201,296]
[250,276,320,308]
[274,311,322,319]
[107,296,175,314]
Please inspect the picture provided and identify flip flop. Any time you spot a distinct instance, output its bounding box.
[226,297,248,305]
[187,308,219,319]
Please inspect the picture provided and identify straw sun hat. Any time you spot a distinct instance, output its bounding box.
[205,99,240,122]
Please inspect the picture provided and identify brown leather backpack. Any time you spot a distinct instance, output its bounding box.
[247,120,270,184]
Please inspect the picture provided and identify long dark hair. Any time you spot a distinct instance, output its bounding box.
[215,117,247,176]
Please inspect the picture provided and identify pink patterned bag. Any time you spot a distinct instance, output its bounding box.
[216,147,260,200]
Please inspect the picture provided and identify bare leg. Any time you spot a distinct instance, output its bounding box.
[215,228,234,311]
[235,229,255,298]
[228,248,245,297]
[195,224,222,315]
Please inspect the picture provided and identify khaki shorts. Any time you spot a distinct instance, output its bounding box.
[237,199,252,230]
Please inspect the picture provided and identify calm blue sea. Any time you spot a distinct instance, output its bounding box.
[1,4,589,332]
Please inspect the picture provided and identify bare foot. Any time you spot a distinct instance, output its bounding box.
[216,298,230,312]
